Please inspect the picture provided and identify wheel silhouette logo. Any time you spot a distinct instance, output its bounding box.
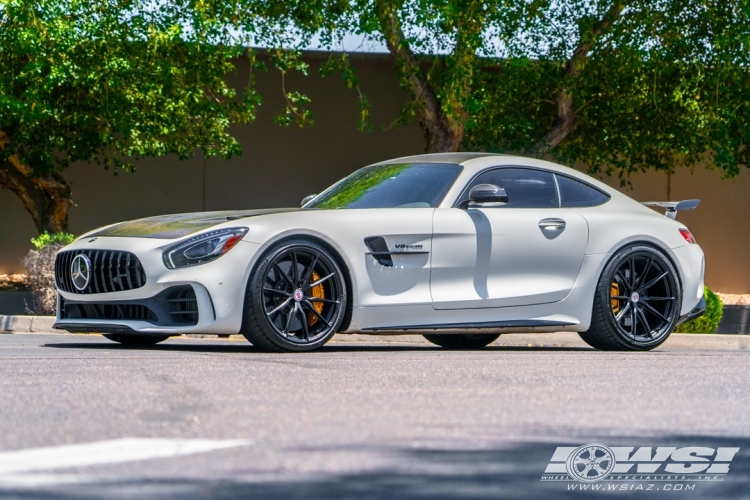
[70,254,92,291]
[566,444,615,482]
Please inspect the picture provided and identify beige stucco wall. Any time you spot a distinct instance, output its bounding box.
[1,54,748,293]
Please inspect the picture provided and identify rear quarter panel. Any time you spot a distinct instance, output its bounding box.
[581,198,704,315]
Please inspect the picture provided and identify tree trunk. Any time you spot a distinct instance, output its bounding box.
[526,1,627,157]
[422,115,463,153]
[0,135,71,233]
[525,90,576,157]
[375,0,465,153]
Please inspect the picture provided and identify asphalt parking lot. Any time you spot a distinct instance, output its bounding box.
[0,331,748,499]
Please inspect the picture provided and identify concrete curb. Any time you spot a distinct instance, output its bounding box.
[0,315,58,333]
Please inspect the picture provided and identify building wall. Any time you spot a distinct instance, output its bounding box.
[1,54,748,293]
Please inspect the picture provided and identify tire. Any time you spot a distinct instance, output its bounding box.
[423,333,500,349]
[241,240,348,352]
[576,330,610,350]
[581,245,682,351]
[102,334,171,346]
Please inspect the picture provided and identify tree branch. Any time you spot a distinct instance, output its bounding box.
[526,1,627,157]
[375,0,461,152]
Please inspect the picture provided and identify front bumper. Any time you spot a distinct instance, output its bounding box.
[53,237,264,335]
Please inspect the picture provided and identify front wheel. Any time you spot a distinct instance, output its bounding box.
[582,245,682,351]
[241,240,348,352]
[423,333,500,349]
[102,334,171,346]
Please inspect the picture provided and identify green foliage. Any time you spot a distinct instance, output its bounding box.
[228,0,750,179]
[463,1,750,181]
[675,287,724,334]
[4,0,749,202]
[0,0,260,178]
[320,53,371,131]
[31,232,75,250]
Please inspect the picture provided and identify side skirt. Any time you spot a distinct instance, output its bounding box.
[362,320,575,332]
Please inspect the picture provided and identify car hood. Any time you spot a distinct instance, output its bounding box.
[87,209,299,239]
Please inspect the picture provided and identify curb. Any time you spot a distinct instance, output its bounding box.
[0,315,58,333]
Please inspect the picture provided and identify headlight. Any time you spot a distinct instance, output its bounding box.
[163,227,248,269]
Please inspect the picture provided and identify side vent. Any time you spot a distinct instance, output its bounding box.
[364,236,393,267]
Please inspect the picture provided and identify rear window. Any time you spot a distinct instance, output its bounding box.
[557,175,610,207]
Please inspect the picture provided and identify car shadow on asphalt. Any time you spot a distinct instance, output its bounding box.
[41,341,593,353]
[0,434,745,500]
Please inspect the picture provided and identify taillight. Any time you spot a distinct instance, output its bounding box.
[679,228,697,244]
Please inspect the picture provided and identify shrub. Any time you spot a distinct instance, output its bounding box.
[22,233,75,315]
[675,286,723,334]
[31,232,76,250]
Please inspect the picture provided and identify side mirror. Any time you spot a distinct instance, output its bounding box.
[300,194,317,207]
[465,184,508,207]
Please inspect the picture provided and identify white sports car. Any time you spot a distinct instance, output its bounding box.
[53,153,706,352]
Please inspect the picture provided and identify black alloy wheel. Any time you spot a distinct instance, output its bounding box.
[422,333,500,349]
[241,240,347,352]
[581,245,681,351]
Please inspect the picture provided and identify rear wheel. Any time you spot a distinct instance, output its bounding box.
[241,240,347,352]
[102,334,171,346]
[423,333,500,349]
[582,245,681,351]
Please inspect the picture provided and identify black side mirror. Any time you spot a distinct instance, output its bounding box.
[300,194,317,207]
[464,184,508,208]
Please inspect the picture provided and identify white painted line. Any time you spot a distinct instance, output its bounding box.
[0,473,94,488]
[0,438,251,475]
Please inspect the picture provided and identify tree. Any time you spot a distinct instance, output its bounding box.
[0,0,259,233]
[465,0,750,185]
[242,0,749,181]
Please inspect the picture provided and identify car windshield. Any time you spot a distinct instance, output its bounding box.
[305,163,463,209]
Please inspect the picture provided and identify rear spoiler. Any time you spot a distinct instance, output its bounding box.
[642,199,700,220]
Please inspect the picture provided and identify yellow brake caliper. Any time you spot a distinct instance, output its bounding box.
[307,270,325,326]
[611,282,620,313]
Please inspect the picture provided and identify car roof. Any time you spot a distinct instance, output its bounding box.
[376,152,506,165]
[376,152,619,197]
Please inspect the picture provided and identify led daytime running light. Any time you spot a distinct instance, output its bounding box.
[163,227,248,269]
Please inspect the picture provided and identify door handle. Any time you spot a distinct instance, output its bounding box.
[539,218,566,230]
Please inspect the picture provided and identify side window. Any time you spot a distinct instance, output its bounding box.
[557,175,610,207]
[459,168,558,208]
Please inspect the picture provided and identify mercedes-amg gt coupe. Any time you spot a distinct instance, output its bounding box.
[53,153,706,352]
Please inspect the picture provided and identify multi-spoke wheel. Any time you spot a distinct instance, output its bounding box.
[580,245,681,351]
[422,333,500,349]
[241,240,347,352]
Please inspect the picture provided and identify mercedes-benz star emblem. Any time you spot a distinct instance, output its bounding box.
[70,254,92,291]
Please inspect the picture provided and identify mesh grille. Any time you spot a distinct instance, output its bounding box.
[55,250,146,294]
[166,286,199,324]
[60,296,158,323]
